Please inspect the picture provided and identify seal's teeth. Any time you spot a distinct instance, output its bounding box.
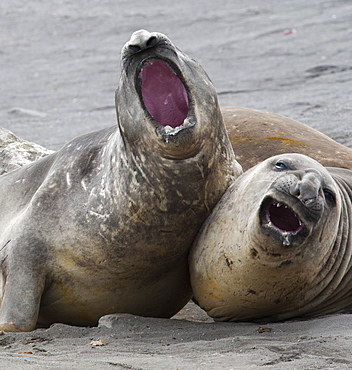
[182,119,188,126]
[299,220,302,226]
[268,221,273,227]
[164,125,173,132]
[284,205,288,209]
[276,203,281,208]
[283,231,288,236]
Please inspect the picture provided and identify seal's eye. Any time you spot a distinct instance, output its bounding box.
[323,188,335,204]
[275,161,290,171]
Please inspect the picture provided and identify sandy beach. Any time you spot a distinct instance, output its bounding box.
[1,0,352,368]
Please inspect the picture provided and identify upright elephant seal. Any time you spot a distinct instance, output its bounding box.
[0,30,241,331]
[190,153,352,322]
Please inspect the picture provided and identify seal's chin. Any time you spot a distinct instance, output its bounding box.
[260,197,307,247]
[138,59,192,132]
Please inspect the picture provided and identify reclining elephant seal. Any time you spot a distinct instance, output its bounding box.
[221,106,352,171]
[189,153,352,322]
[0,30,241,332]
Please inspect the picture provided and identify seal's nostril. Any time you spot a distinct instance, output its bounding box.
[302,197,316,206]
[146,36,158,48]
[128,44,141,53]
[291,183,301,197]
[127,30,160,54]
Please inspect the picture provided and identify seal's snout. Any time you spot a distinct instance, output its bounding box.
[127,30,159,53]
[290,170,322,207]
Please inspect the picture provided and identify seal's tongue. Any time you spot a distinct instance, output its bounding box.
[139,60,189,128]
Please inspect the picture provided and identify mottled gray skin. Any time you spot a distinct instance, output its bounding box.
[0,30,241,331]
[190,154,352,322]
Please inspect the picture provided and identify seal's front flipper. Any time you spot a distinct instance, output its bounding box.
[0,269,45,332]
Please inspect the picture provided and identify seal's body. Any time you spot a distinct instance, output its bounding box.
[0,30,241,331]
[190,153,352,321]
[222,107,352,171]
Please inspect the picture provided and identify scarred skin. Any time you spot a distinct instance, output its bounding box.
[190,153,352,322]
[0,30,241,331]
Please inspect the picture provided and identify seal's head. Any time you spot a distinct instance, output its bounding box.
[116,30,228,160]
[190,154,344,322]
[257,154,339,251]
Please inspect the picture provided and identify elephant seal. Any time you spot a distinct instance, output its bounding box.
[221,107,352,171]
[0,30,241,331]
[190,153,352,322]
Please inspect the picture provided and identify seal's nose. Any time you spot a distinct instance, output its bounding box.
[290,169,322,206]
[127,30,159,53]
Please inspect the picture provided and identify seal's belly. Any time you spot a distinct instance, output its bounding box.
[38,257,191,326]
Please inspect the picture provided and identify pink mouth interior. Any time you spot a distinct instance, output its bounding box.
[139,60,189,128]
[267,202,302,233]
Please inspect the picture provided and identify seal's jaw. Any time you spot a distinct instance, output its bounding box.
[136,58,195,137]
[259,196,309,247]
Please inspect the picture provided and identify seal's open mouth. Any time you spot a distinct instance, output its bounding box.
[138,59,189,129]
[267,200,303,233]
[260,197,307,246]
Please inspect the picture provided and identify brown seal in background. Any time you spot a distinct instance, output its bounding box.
[222,107,352,171]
